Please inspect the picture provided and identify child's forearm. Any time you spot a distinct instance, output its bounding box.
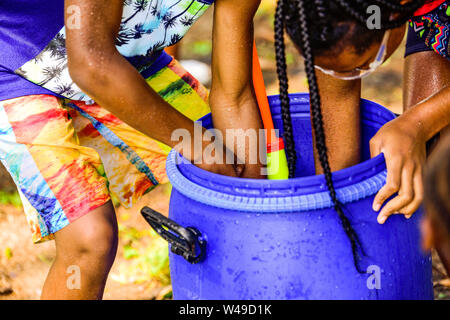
[402,85,450,140]
[72,57,194,145]
[209,88,264,167]
[209,0,264,178]
[69,50,213,164]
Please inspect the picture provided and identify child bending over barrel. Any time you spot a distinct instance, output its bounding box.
[273,0,449,267]
[0,0,264,299]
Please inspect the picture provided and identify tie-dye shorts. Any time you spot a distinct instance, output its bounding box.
[0,58,210,243]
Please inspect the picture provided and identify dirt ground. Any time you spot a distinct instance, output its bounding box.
[0,185,173,300]
[0,184,170,300]
[0,2,449,300]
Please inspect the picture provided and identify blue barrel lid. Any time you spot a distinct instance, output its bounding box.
[166,93,395,213]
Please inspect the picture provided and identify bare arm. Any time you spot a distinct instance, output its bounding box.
[210,0,264,178]
[65,0,238,176]
[314,69,362,173]
[371,85,450,223]
[402,85,450,141]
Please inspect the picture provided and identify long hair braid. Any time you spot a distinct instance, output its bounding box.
[295,0,365,271]
[275,0,297,178]
[356,0,424,12]
[315,0,330,41]
[335,0,424,29]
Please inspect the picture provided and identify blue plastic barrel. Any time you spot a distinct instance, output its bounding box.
[164,93,433,300]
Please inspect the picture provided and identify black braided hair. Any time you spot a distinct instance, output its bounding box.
[315,0,329,41]
[274,0,297,178]
[334,0,424,29]
[275,0,425,271]
[356,0,425,12]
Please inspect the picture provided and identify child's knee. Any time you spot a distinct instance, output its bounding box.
[56,214,119,266]
[74,224,118,263]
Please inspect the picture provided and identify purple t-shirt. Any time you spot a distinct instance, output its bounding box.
[0,1,65,101]
[0,0,214,102]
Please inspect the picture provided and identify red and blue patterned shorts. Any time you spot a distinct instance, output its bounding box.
[406,1,449,59]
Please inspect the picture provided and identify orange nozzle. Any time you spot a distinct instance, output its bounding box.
[253,41,290,180]
[252,41,277,146]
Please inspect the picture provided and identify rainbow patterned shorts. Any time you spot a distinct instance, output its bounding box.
[0,59,210,243]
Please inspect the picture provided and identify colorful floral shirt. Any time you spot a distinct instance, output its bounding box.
[0,0,214,102]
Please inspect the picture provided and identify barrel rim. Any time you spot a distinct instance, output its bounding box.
[166,93,393,212]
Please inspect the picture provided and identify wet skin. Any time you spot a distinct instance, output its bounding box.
[306,24,450,223]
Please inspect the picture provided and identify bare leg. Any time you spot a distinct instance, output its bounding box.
[41,201,118,300]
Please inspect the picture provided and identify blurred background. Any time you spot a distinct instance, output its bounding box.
[0,0,449,299]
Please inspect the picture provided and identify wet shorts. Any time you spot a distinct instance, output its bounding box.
[0,59,210,243]
[405,1,450,59]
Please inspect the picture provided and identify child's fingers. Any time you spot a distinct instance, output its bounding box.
[397,166,424,217]
[234,163,245,177]
[372,154,403,212]
[377,162,415,224]
[369,136,382,158]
